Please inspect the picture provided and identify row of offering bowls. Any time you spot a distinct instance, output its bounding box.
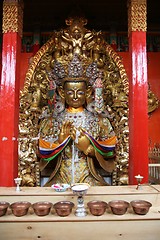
[88,200,152,216]
[0,199,152,217]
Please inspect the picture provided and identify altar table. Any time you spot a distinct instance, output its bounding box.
[0,185,160,240]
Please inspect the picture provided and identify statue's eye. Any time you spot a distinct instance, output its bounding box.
[66,91,73,95]
[77,91,85,95]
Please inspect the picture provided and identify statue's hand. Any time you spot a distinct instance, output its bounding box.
[84,145,95,157]
[58,121,72,144]
[71,128,90,153]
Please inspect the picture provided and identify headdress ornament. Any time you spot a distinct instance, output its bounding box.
[50,54,105,114]
[53,54,98,86]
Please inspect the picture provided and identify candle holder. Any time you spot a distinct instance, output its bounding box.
[71,184,89,217]
[14,177,22,192]
[135,174,144,190]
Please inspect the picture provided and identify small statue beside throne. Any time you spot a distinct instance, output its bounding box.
[18,16,159,187]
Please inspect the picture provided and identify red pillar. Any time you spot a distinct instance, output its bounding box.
[128,0,148,184]
[0,1,23,186]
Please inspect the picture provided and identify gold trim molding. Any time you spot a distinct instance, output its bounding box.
[2,0,24,37]
[128,0,147,34]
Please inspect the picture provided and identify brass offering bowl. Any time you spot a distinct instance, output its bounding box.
[32,201,53,216]
[10,201,31,217]
[130,200,152,215]
[53,201,74,217]
[0,201,10,217]
[87,200,108,216]
[108,200,129,215]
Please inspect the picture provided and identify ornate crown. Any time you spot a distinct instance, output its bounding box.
[53,54,98,86]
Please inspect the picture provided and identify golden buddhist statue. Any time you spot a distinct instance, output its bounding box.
[19,16,159,187]
[38,54,117,186]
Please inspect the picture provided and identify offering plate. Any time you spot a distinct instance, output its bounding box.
[51,183,70,192]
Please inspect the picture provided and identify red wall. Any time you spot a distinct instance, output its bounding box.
[0,54,1,85]
[147,53,160,146]
[1,52,160,147]
[120,52,160,147]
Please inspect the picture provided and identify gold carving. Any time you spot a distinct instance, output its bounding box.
[148,87,159,114]
[19,17,130,186]
[20,38,54,97]
[2,0,23,37]
[128,0,147,33]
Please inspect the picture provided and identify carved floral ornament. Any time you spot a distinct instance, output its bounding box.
[128,0,147,33]
[19,16,159,187]
[2,0,24,37]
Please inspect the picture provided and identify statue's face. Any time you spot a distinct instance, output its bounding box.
[64,81,87,108]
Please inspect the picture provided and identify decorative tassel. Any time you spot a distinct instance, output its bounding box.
[94,75,104,114]
[48,80,56,112]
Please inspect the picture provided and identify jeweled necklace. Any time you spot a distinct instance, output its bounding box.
[65,107,86,128]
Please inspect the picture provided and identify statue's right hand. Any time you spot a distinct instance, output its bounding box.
[58,121,72,143]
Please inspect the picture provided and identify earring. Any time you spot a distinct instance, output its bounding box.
[54,97,65,114]
[86,101,95,113]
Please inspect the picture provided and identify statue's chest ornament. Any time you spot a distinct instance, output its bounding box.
[63,110,99,137]
[65,111,86,128]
